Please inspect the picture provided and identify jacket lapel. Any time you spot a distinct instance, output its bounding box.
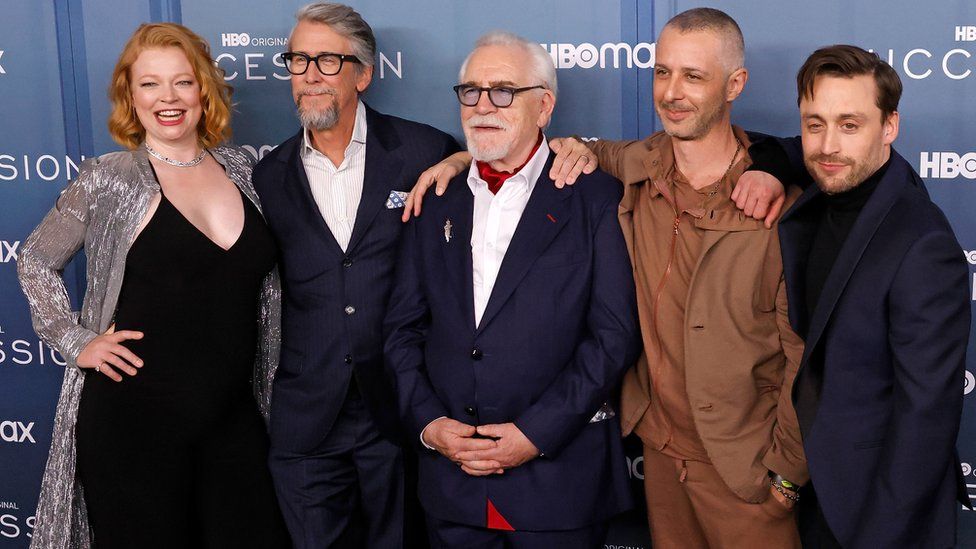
[347,106,405,253]
[799,153,909,366]
[778,182,824,337]
[477,154,573,333]
[438,177,476,330]
[278,131,345,255]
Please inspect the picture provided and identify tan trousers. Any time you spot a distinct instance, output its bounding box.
[642,446,801,549]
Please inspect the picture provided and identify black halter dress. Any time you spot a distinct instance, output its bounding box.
[76,186,289,548]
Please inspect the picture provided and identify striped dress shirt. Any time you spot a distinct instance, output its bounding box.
[300,100,368,251]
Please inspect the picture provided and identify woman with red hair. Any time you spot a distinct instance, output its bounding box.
[18,23,289,548]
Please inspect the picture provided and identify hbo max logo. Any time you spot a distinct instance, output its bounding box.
[0,49,5,75]
[966,370,975,396]
[221,33,251,47]
[540,42,655,70]
[0,421,35,444]
[0,240,18,263]
[919,152,976,179]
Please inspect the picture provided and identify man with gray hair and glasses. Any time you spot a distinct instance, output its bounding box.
[384,31,640,548]
[251,3,459,547]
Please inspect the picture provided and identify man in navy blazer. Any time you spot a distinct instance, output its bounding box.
[772,45,970,548]
[252,4,458,548]
[384,32,640,548]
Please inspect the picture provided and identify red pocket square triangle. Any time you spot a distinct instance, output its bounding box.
[487,499,515,531]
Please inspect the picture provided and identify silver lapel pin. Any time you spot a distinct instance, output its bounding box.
[444,218,453,243]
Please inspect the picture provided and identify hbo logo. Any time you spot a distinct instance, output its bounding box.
[221,33,251,47]
[919,152,976,179]
[540,42,655,70]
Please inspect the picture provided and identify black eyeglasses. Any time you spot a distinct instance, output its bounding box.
[453,84,546,108]
[281,51,362,76]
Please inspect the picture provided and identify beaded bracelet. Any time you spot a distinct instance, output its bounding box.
[770,479,800,503]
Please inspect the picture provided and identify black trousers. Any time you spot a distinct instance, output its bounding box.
[426,516,609,549]
[798,484,844,549]
[269,385,405,549]
[76,397,289,549]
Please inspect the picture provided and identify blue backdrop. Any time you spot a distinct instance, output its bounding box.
[2,1,975,547]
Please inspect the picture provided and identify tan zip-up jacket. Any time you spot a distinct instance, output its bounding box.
[588,128,808,503]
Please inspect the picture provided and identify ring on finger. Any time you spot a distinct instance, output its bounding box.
[580,155,589,164]
[95,363,102,373]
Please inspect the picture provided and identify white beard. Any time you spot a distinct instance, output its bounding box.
[463,114,514,162]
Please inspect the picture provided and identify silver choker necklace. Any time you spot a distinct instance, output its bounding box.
[144,143,207,167]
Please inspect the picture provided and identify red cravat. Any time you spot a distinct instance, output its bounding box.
[475,133,544,195]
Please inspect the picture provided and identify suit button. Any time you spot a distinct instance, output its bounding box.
[344,305,356,315]
[464,406,476,416]
[342,257,353,268]
[471,349,483,360]
[344,354,353,364]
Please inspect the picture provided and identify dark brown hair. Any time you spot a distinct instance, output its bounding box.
[108,23,233,149]
[796,44,902,121]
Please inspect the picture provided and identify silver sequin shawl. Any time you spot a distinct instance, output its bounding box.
[16,145,282,549]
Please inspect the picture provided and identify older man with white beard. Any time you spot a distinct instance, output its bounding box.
[383,32,640,549]
[251,3,459,548]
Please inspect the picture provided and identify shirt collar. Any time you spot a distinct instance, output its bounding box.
[301,100,368,157]
[466,134,549,197]
[643,125,753,201]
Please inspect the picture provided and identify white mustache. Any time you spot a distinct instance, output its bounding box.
[465,115,509,131]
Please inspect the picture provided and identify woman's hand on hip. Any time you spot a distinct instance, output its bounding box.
[76,325,144,382]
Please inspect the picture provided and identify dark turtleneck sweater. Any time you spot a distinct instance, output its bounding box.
[804,158,891,324]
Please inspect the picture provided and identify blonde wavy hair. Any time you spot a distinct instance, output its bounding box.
[108,23,233,149]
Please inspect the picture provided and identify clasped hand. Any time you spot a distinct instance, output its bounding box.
[423,418,540,476]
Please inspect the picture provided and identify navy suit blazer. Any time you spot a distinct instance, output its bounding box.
[778,144,969,548]
[253,105,459,452]
[384,154,641,530]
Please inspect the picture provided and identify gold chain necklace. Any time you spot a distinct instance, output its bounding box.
[703,137,743,198]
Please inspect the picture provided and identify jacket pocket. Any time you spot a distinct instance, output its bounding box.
[535,252,586,270]
[278,345,305,376]
[853,438,885,450]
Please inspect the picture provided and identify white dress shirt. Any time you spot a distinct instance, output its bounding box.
[467,135,549,328]
[420,135,549,450]
[300,100,368,251]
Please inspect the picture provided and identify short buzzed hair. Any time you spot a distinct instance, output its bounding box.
[664,7,745,73]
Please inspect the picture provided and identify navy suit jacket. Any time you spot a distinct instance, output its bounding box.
[253,105,459,452]
[778,144,969,548]
[384,154,641,530]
